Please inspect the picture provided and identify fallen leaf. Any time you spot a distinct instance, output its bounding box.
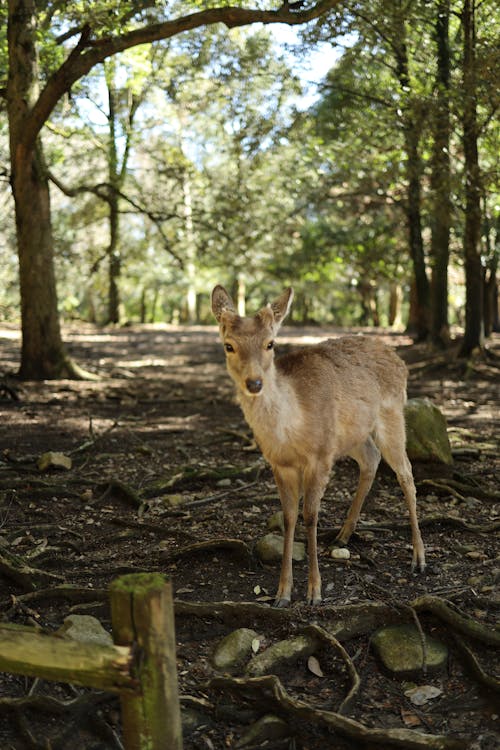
[401,708,422,727]
[404,685,443,706]
[251,638,260,654]
[307,655,324,677]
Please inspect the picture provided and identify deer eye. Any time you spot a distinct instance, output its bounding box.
[266,340,274,350]
[224,343,234,353]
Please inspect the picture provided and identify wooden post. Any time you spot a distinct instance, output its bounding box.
[110,573,183,750]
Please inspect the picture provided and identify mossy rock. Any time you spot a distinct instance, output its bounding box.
[371,624,448,678]
[405,398,453,464]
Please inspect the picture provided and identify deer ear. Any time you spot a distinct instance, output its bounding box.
[212,285,236,323]
[268,287,294,327]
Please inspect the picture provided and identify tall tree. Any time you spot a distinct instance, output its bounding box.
[459,0,483,354]
[4,0,339,379]
[429,0,451,348]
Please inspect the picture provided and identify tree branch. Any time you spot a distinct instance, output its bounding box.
[24,1,341,149]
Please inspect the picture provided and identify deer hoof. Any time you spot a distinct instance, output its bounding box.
[307,595,322,606]
[273,596,291,608]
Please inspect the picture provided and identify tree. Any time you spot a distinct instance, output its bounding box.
[429,0,452,348]
[4,0,339,379]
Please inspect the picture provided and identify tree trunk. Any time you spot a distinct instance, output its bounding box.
[388,282,403,328]
[7,0,69,379]
[393,9,430,340]
[459,0,484,355]
[430,0,451,349]
[107,198,121,325]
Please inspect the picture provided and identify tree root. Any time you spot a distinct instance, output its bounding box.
[0,539,64,591]
[411,595,500,646]
[303,624,361,713]
[174,599,399,637]
[320,515,500,542]
[451,634,500,695]
[420,478,500,501]
[209,673,466,749]
[161,538,253,563]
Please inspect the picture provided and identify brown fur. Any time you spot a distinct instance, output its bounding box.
[212,285,425,606]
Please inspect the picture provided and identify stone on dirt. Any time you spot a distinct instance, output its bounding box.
[255,533,305,563]
[37,451,72,471]
[212,628,259,672]
[405,398,453,464]
[245,633,319,677]
[371,624,448,677]
[57,615,113,646]
[236,714,290,748]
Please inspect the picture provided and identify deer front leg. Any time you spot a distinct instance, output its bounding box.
[273,465,301,607]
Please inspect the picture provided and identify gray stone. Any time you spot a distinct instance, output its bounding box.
[246,633,319,677]
[57,615,113,646]
[371,624,448,677]
[236,714,290,748]
[212,628,258,672]
[255,533,305,563]
[405,398,453,464]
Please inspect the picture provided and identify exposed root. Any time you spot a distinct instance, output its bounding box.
[210,673,466,749]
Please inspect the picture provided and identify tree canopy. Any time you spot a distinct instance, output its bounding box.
[0,0,498,377]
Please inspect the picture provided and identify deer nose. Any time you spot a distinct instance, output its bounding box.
[245,377,263,394]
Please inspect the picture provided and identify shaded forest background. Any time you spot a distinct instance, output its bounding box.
[0,0,498,381]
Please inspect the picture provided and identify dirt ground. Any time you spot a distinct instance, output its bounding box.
[0,322,498,750]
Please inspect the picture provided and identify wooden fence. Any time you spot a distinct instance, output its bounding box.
[0,572,183,750]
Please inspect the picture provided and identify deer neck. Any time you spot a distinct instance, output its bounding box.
[237,365,299,449]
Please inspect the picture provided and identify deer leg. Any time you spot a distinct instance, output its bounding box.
[336,437,380,546]
[377,411,426,572]
[272,465,301,607]
[302,464,330,605]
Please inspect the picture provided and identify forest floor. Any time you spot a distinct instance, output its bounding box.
[0,322,498,750]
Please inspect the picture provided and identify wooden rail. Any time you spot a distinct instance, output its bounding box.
[0,572,183,750]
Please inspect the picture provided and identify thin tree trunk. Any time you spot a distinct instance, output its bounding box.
[459,0,484,355]
[393,6,430,340]
[430,0,451,349]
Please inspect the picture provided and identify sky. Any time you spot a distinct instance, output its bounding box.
[268,23,341,108]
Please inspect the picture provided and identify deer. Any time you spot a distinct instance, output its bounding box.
[211,285,426,607]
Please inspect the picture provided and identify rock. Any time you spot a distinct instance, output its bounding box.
[57,615,113,646]
[371,624,448,678]
[404,398,453,464]
[38,451,72,471]
[212,628,259,672]
[236,714,290,748]
[255,533,305,563]
[246,633,319,677]
[267,511,285,534]
[330,547,350,560]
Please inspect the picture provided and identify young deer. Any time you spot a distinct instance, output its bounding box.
[212,285,426,607]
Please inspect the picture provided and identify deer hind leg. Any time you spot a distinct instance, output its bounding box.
[302,462,331,605]
[336,436,380,546]
[376,408,426,572]
[272,465,301,607]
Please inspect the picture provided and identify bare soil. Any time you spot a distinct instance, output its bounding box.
[0,323,498,750]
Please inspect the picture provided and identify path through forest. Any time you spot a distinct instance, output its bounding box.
[0,323,498,749]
